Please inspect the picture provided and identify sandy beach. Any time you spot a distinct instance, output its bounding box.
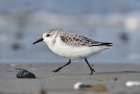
[0,63,140,94]
[0,1,140,94]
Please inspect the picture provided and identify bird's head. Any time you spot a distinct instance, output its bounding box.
[33,30,57,45]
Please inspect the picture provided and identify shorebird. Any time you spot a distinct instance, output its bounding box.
[33,29,113,75]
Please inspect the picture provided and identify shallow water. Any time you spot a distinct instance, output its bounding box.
[0,0,140,64]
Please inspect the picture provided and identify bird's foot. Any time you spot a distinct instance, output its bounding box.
[92,68,95,72]
[89,68,95,75]
[52,67,62,73]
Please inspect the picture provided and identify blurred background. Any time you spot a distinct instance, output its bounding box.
[0,0,140,64]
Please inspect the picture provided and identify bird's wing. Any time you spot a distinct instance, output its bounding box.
[59,30,112,47]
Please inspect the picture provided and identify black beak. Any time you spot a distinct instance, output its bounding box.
[33,38,43,45]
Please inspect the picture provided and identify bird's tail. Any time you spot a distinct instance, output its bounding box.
[92,42,113,53]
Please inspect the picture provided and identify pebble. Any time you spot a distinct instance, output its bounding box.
[74,82,91,89]
[14,68,27,72]
[100,77,117,81]
[74,82,107,92]
[16,70,36,78]
[89,85,107,92]
[126,81,140,87]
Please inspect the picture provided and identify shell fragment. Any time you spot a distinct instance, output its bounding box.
[126,81,140,87]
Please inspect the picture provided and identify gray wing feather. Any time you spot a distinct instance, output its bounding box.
[59,30,112,47]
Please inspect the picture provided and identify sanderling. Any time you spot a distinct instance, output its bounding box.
[33,29,113,75]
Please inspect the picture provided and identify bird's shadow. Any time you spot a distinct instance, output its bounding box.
[95,71,140,75]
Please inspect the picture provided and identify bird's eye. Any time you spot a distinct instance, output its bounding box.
[46,34,50,37]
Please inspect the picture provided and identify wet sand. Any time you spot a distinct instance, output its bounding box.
[0,63,140,94]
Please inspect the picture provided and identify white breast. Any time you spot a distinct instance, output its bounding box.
[46,36,109,60]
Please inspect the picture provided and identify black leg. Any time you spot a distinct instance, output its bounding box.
[52,59,71,73]
[84,58,95,75]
